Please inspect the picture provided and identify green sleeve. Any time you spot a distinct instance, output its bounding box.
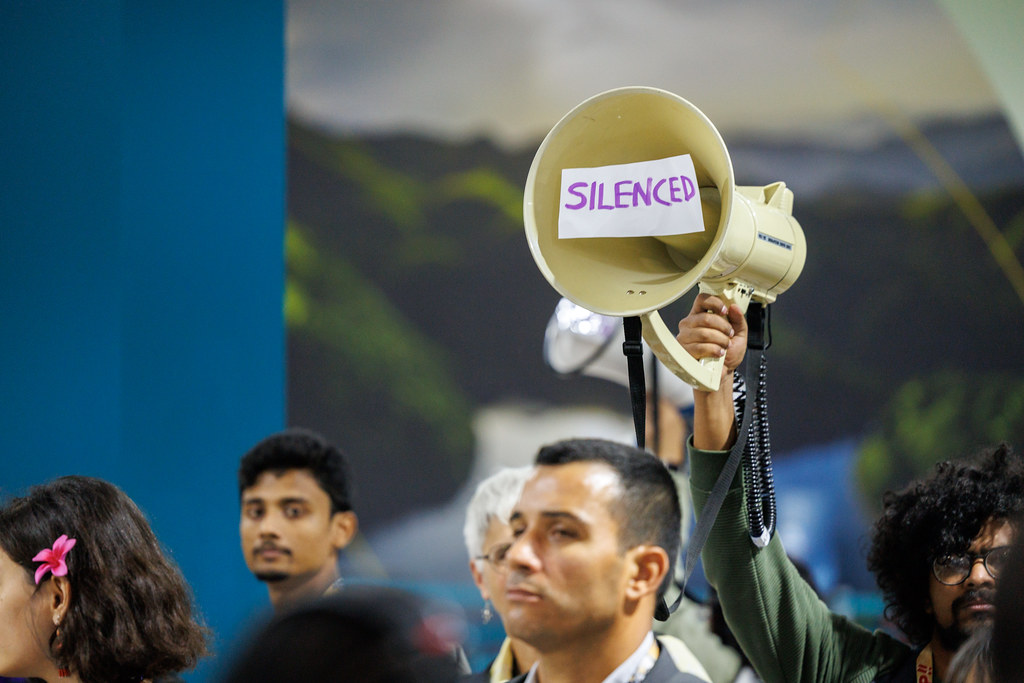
[687,439,910,683]
[659,466,743,683]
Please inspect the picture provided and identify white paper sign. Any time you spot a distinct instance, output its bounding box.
[558,154,705,239]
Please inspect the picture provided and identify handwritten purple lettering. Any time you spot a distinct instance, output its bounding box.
[653,178,669,206]
[614,180,632,209]
[682,175,696,201]
[565,182,588,210]
[633,178,652,206]
[565,176,698,211]
[669,176,682,202]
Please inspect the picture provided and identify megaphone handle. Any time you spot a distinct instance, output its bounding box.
[641,282,754,392]
[694,281,754,387]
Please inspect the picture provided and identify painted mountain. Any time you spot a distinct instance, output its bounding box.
[285,113,1024,531]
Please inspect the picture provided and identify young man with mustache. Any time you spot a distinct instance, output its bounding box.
[676,293,1024,682]
[500,438,707,683]
[238,428,358,610]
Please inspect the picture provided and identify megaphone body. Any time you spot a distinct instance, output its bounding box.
[523,86,806,391]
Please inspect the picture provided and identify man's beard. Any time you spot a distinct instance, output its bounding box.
[935,588,995,651]
[935,620,970,651]
[255,571,290,583]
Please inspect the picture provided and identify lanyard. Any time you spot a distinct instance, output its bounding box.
[915,646,933,683]
[627,642,661,683]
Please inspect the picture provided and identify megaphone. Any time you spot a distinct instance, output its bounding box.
[543,297,695,411]
[524,86,806,391]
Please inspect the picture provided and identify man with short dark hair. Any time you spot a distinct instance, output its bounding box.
[501,438,706,683]
[238,428,358,609]
[676,293,1024,682]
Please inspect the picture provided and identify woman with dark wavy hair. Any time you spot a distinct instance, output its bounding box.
[0,475,209,683]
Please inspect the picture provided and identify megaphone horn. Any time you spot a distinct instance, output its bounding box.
[523,86,806,391]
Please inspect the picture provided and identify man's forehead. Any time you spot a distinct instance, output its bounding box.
[970,517,1016,548]
[243,468,325,500]
[513,462,621,517]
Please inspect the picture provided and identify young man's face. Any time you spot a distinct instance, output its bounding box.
[501,462,633,650]
[927,517,1014,650]
[239,469,354,591]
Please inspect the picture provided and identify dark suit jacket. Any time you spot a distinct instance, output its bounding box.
[502,646,706,683]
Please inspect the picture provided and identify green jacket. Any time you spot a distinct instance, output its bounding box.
[688,442,913,683]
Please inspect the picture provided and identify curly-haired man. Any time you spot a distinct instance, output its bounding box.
[675,293,1024,683]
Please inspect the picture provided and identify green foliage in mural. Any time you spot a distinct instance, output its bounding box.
[290,125,524,267]
[285,222,474,465]
[285,122,538,507]
[856,371,1024,511]
[284,117,1024,525]
[437,167,524,225]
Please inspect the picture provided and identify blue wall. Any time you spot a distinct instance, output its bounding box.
[0,2,285,679]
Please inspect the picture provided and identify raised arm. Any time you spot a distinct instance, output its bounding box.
[677,294,910,683]
[675,293,747,451]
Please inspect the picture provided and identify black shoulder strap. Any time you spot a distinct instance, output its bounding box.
[622,316,647,449]
[626,314,761,618]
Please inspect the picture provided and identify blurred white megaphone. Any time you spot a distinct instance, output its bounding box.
[524,86,806,391]
[544,297,694,411]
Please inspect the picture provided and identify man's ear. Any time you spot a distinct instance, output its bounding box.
[46,575,72,625]
[330,510,359,550]
[469,559,490,600]
[624,545,670,602]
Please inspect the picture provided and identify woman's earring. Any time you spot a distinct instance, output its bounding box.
[53,616,70,676]
[54,623,70,676]
[481,600,493,624]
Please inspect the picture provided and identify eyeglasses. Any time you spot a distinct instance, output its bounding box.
[474,542,511,571]
[931,546,1011,586]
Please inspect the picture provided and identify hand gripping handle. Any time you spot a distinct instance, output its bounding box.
[640,281,753,391]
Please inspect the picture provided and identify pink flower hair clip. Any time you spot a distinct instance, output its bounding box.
[32,534,77,585]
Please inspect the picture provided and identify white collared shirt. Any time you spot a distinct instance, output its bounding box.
[524,631,658,683]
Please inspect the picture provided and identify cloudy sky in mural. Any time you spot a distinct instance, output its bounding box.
[286,0,1000,148]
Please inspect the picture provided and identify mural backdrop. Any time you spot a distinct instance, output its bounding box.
[282,0,1024,666]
